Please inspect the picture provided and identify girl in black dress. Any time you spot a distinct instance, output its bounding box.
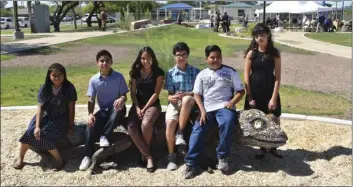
[13,63,77,171]
[127,46,164,172]
[243,23,283,159]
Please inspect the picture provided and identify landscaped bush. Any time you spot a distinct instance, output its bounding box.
[118,5,135,30]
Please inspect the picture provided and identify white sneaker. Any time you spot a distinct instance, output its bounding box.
[100,136,110,147]
[175,132,186,146]
[79,156,91,171]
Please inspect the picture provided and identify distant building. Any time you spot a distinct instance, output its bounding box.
[220,2,256,21]
[17,8,33,17]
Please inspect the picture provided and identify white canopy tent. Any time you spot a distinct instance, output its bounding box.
[256,1,331,14]
[262,1,302,13]
[299,1,326,13]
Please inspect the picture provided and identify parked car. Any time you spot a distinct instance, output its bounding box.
[18,17,30,28]
[62,16,74,22]
[0,17,14,29]
[81,13,98,23]
[107,15,116,23]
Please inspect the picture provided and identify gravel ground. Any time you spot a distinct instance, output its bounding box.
[1,108,351,186]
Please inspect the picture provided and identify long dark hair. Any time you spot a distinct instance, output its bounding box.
[129,46,159,88]
[41,63,72,109]
[244,23,280,59]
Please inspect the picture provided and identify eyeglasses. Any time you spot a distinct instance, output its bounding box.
[174,54,188,59]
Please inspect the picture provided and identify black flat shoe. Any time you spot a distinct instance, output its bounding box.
[269,148,284,159]
[255,147,267,159]
[53,160,66,172]
[147,166,156,173]
[138,159,147,167]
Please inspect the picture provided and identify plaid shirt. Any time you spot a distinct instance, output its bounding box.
[164,64,200,93]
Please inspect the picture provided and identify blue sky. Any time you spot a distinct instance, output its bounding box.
[5,1,352,8]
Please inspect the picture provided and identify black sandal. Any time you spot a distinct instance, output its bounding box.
[138,159,147,167]
[269,148,284,159]
[255,147,267,159]
[147,166,156,173]
[13,160,25,170]
[53,160,66,171]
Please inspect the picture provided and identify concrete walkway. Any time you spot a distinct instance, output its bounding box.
[219,31,352,59]
[273,32,351,59]
[1,30,122,54]
[1,24,171,54]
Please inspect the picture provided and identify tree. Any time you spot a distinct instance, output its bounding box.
[13,1,20,32]
[0,1,7,9]
[85,1,104,27]
[50,1,79,32]
[0,8,12,17]
[240,1,258,6]
[27,1,35,33]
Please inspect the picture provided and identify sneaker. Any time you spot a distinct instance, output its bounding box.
[79,156,91,171]
[217,157,229,172]
[100,136,110,147]
[167,153,178,171]
[184,165,197,179]
[175,132,186,146]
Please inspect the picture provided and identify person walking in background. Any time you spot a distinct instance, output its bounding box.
[100,9,107,31]
[222,12,229,33]
[210,15,214,29]
[214,12,220,32]
[244,15,249,28]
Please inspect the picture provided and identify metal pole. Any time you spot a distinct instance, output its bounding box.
[263,1,266,23]
[13,1,20,31]
[200,1,202,20]
[335,0,338,19]
[341,1,344,21]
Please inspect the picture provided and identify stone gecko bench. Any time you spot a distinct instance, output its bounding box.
[29,109,287,175]
[130,19,150,31]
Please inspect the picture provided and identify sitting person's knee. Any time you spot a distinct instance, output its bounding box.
[127,121,138,130]
[182,95,195,106]
[166,120,177,129]
[141,121,153,130]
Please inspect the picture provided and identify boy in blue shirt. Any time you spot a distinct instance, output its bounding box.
[164,42,200,170]
[79,49,129,171]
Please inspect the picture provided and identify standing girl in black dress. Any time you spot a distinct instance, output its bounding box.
[13,63,78,170]
[243,23,283,159]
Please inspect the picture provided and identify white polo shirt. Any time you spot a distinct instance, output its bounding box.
[193,65,244,112]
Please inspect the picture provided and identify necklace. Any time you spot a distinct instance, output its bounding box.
[52,85,62,96]
[141,70,152,80]
[259,52,269,62]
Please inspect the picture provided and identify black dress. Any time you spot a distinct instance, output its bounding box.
[19,83,77,151]
[244,50,281,117]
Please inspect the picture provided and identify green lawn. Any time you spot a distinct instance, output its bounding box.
[1,25,350,116]
[0,23,118,35]
[305,33,352,47]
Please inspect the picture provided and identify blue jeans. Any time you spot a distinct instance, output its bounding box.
[184,108,237,167]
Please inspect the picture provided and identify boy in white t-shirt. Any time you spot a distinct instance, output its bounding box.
[184,45,245,179]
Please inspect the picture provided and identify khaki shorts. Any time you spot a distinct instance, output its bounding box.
[165,95,195,122]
